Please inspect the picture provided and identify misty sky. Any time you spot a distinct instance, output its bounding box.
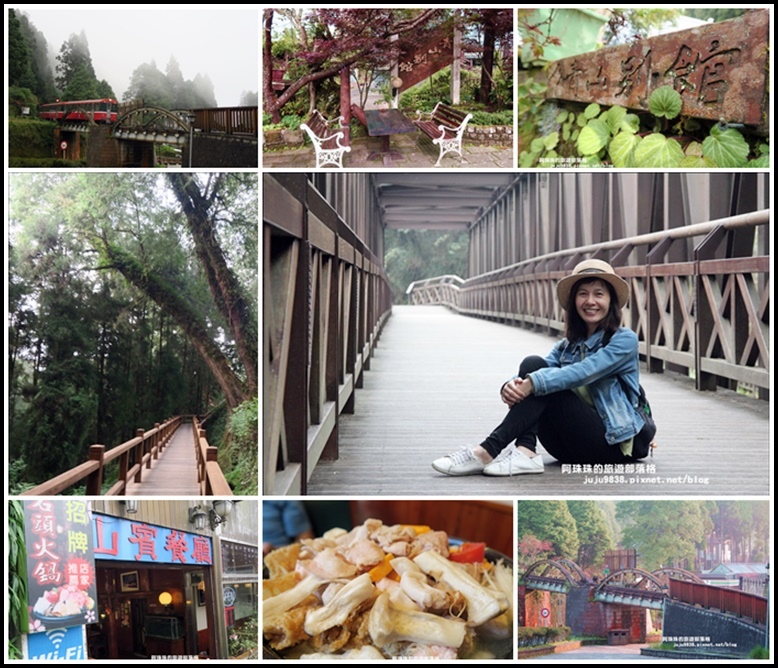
[15,5,259,107]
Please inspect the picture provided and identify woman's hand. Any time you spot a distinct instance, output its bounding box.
[501,377,534,406]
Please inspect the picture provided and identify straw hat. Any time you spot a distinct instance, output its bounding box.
[556,259,630,309]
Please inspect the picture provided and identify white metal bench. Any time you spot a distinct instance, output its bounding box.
[299,110,351,168]
[413,102,473,166]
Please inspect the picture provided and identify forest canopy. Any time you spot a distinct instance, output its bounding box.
[8,173,258,494]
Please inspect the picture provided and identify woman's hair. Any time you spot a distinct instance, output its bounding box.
[564,277,623,342]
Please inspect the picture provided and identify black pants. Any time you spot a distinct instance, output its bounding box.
[481,356,640,465]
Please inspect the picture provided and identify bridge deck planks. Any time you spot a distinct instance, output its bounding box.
[306,305,770,497]
[125,422,201,496]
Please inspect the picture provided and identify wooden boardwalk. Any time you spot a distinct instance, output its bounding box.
[307,306,770,497]
[125,422,201,496]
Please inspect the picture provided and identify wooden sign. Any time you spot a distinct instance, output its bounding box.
[545,10,769,130]
[398,27,454,92]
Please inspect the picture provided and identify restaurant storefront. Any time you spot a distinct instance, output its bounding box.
[19,500,258,661]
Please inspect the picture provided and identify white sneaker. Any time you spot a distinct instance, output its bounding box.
[483,448,544,476]
[432,447,485,476]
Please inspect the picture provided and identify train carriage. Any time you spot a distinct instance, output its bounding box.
[39,98,118,123]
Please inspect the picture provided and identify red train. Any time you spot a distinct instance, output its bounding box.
[38,98,118,123]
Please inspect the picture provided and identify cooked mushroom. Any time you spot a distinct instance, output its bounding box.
[368,591,467,649]
[304,572,376,636]
[413,551,508,626]
[263,573,324,623]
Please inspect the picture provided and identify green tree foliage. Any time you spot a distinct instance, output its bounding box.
[62,62,100,101]
[516,501,580,560]
[17,10,59,102]
[683,8,747,23]
[124,58,217,108]
[384,228,468,304]
[8,174,258,492]
[602,9,681,44]
[567,500,614,569]
[8,8,35,89]
[616,501,714,570]
[713,501,770,563]
[55,31,96,91]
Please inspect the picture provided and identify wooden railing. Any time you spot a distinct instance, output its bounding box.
[21,417,183,496]
[669,578,767,626]
[192,106,258,137]
[264,174,393,495]
[193,416,233,496]
[406,210,770,396]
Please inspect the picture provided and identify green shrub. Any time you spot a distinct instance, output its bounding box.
[219,397,257,495]
[280,114,301,131]
[471,109,513,126]
[8,118,56,159]
[748,646,770,660]
[516,626,571,647]
[9,157,87,168]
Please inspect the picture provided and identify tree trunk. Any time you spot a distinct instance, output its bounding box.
[99,239,247,411]
[478,18,496,106]
[166,174,258,397]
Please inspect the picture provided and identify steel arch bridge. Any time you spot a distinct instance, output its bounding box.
[111,106,192,145]
[521,559,705,610]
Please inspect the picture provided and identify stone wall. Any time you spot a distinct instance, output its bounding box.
[191,134,259,168]
[663,599,767,656]
[465,124,513,147]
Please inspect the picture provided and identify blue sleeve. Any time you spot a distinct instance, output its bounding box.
[281,501,312,538]
[529,329,638,395]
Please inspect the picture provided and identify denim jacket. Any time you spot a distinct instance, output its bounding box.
[527,327,644,445]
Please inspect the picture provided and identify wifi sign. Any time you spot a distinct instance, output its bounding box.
[25,625,86,661]
[46,629,68,649]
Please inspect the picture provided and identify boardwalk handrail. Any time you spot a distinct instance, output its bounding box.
[669,577,767,626]
[20,416,183,496]
[264,174,393,495]
[407,210,770,396]
[193,416,233,496]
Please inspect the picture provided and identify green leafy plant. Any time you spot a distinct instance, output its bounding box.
[519,86,769,168]
[8,501,29,659]
[228,614,258,658]
[748,646,770,660]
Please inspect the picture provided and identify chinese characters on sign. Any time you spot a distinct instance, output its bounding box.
[545,10,769,129]
[92,513,213,565]
[23,500,98,633]
[397,27,454,92]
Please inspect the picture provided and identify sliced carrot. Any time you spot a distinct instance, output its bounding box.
[401,524,432,535]
[368,553,395,582]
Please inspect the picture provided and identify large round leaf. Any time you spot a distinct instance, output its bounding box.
[584,103,601,119]
[620,113,640,134]
[605,106,628,135]
[544,132,559,150]
[702,126,750,168]
[577,119,610,156]
[609,132,641,168]
[634,133,685,168]
[648,86,683,119]
[679,155,718,168]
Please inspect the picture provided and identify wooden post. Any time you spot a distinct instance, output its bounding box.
[153,423,161,458]
[135,428,146,480]
[86,445,105,496]
[340,66,351,146]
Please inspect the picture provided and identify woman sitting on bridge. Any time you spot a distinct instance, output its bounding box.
[432,259,653,477]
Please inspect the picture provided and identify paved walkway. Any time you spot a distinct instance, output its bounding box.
[306,306,770,497]
[263,131,514,170]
